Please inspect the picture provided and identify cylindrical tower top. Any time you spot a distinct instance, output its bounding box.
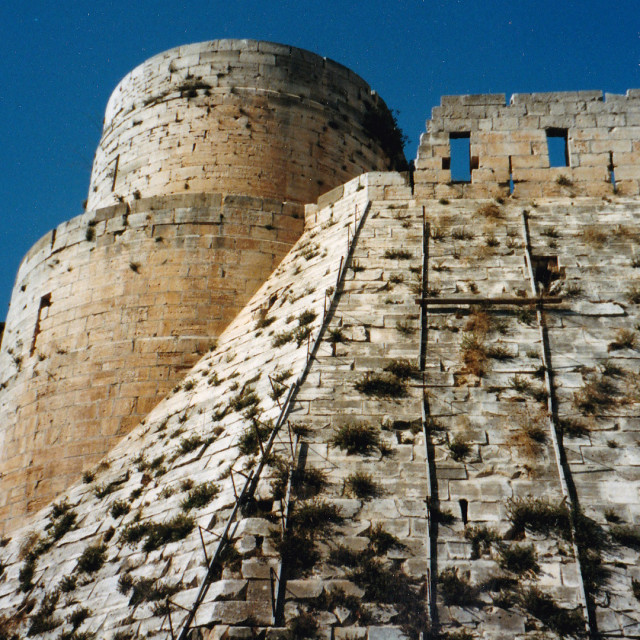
[87,39,406,210]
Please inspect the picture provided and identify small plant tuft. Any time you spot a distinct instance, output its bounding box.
[448,437,471,461]
[181,482,219,511]
[506,497,571,539]
[384,248,412,260]
[76,543,107,573]
[439,567,477,606]
[329,423,382,455]
[354,372,407,397]
[498,543,540,575]
[344,472,379,499]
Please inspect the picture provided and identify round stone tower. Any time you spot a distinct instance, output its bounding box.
[0,40,406,532]
[87,39,406,210]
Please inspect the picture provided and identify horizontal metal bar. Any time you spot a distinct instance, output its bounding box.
[415,296,563,306]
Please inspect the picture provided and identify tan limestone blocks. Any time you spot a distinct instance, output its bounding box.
[415,90,640,199]
[87,40,404,210]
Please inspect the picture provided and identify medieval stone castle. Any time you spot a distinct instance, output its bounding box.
[0,40,638,640]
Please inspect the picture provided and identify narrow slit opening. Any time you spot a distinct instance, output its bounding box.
[508,156,514,194]
[459,498,468,525]
[608,151,617,192]
[30,293,52,356]
[449,132,471,183]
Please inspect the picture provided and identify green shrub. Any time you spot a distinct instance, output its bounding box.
[110,500,131,519]
[506,497,571,539]
[439,567,477,606]
[329,422,382,455]
[498,543,539,575]
[383,359,420,380]
[464,526,499,559]
[27,592,60,636]
[181,482,219,511]
[611,525,640,549]
[77,544,107,573]
[519,586,585,636]
[238,421,271,456]
[354,372,407,397]
[344,472,379,499]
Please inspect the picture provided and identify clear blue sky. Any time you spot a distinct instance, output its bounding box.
[1,0,638,317]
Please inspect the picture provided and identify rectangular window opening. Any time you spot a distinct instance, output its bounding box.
[449,132,471,182]
[546,128,569,167]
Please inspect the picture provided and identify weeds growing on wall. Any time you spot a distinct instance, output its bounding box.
[608,328,636,351]
[238,420,272,456]
[120,514,194,552]
[287,612,319,639]
[180,482,219,511]
[519,587,584,637]
[329,422,382,455]
[344,472,379,499]
[460,333,487,377]
[27,592,61,636]
[362,104,408,171]
[464,526,500,559]
[110,500,131,519]
[118,574,182,607]
[76,543,107,573]
[439,568,477,606]
[506,497,571,539]
[573,373,620,415]
[498,543,540,575]
[384,249,412,260]
[448,437,471,461]
[270,458,327,500]
[354,371,407,397]
[477,203,502,218]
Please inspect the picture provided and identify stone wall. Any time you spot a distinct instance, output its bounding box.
[0,40,406,533]
[414,90,640,199]
[87,40,405,211]
[0,173,639,638]
[0,192,303,530]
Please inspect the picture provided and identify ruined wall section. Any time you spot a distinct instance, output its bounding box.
[0,192,303,529]
[415,90,640,199]
[87,40,404,211]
